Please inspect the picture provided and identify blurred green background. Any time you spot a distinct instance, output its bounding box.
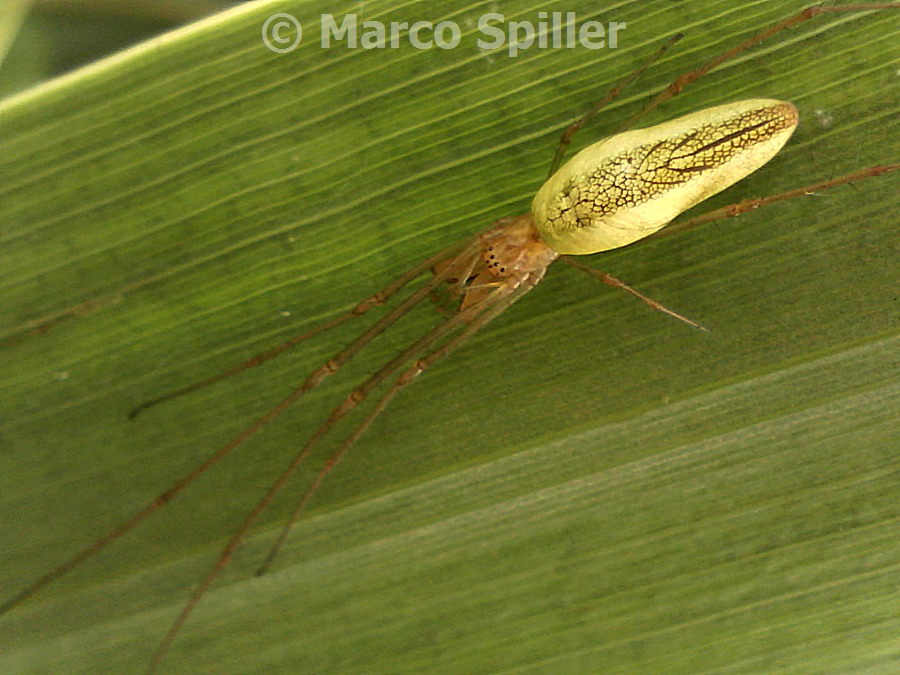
[0,0,239,96]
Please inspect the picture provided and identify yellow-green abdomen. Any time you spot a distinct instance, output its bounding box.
[532,99,799,255]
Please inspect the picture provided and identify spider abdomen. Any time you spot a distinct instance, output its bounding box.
[532,99,799,255]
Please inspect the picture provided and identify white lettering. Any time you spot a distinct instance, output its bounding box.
[508,21,536,57]
[313,13,625,52]
[607,21,626,48]
[390,22,408,49]
[579,21,606,49]
[434,21,461,49]
[409,20,433,49]
[321,14,357,48]
[477,12,506,50]
[360,20,385,49]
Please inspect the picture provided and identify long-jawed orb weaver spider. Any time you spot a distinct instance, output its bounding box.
[2,3,898,674]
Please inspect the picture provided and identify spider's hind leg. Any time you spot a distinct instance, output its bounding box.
[614,4,900,135]
[652,163,900,240]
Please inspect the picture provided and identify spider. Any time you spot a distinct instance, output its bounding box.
[3,4,898,673]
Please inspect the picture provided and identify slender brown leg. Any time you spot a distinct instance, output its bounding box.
[129,240,467,419]
[562,257,709,332]
[651,163,900,239]
[256,272,543,576]
[565,163,900,333]
[565,163,900,328]
[615,4,900,134]
[0,240,480,617]
[547,33,684,178]
[146,273,541,674]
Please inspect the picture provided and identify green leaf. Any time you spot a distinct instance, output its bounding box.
[1,1,898,673]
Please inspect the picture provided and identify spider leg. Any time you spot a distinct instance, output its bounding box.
[146,271,543,674]
[563,163,900,334]
[615,4,900,134]
[562,257,708,332]
[129,240,468,419]
[651,163,900,240]
[428,239,485,315]
[256,271,543,575]
[547,33,683,178]
[0,240,480,617]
